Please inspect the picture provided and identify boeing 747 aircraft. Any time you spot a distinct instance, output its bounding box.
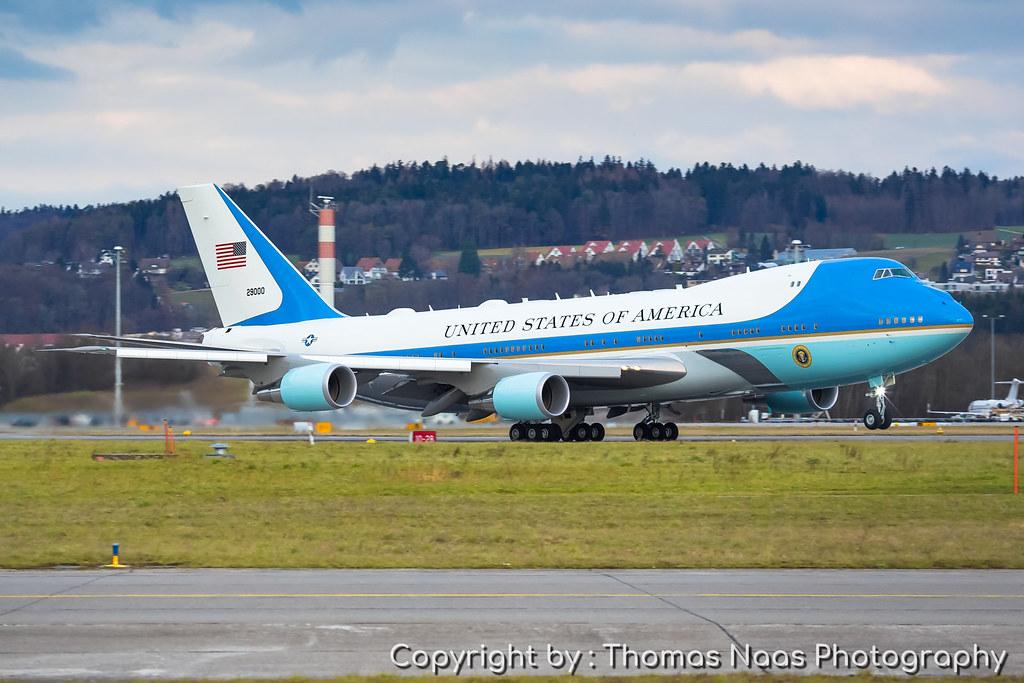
[59,184,974,441]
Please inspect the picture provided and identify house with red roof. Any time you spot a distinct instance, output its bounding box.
[356,257,388,280]
[613,240,648,262]
[582,240,614,260]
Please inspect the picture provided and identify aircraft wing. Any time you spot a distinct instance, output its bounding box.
[47,340,684,386]
[302,353,685,386]
[44,345,273,363]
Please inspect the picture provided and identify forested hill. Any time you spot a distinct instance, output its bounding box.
[2,159,1024,267]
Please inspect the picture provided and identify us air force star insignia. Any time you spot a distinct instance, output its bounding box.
[303,334,317,347]
[792,345,812,368]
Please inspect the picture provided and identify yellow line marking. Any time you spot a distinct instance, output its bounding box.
[0,591,1020,600]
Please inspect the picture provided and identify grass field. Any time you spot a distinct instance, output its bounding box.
[881,233,960,249]
[1,439,1021,569]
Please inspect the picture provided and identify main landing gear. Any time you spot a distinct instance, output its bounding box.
[863,375,894,430]
[632,403,679,441]
[508,420,606,442]
[509,422,561,442]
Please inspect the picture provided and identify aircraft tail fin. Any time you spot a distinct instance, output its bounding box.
[996,378,1023,403]
[177,183,343,327]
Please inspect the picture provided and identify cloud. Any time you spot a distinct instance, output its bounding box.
[0,1,1021,209]
[692,55,950,110]
[0,46,72,81]
[555,18,815,56]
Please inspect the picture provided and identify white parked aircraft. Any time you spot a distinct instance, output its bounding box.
[929,379,1023,421]
[58,184,974,440]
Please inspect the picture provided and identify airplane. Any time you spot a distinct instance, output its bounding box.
[54,183,974,441]
[929,379,1023,421]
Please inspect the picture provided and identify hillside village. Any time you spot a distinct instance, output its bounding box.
[295,231,1024,293]
[27,230,1024,315]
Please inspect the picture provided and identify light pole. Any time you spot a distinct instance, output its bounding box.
[113,245,124,427]
[981,313,1005,399]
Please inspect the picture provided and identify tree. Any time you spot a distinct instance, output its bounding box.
[759,235,773,262]
[458,239,481,275]
[398,245,422,280]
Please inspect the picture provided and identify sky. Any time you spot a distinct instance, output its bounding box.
[1,0,1022,209]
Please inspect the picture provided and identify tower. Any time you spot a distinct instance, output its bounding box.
[310,195,336,305]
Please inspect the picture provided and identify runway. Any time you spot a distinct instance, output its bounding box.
[0,432,1012,442]
[1,569,1021,678]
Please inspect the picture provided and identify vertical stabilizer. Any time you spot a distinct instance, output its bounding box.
[1005,379,1022,404]
[178,183,343,327]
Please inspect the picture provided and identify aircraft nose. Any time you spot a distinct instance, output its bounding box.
[949,297,973,328]
[927,286,973,328]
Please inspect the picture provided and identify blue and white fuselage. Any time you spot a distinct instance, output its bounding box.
[205,257,971,408]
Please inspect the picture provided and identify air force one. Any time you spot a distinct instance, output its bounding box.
[58,184,974,441]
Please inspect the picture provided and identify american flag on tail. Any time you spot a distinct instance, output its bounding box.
[215,241,247,270]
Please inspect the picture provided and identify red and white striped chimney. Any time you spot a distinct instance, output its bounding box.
[317,201,335,304]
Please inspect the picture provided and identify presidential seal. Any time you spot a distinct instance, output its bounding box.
[792,345,812,368]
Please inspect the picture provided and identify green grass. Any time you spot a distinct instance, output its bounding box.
[1,440,1021,569]
[881,233,960,249]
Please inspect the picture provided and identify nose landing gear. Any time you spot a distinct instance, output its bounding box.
[863,375,895,430]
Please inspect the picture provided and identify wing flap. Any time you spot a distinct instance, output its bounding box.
[45,345,270,363]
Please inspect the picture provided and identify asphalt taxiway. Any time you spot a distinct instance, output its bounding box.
[1,569,1021,678]
[0,432,1012,442]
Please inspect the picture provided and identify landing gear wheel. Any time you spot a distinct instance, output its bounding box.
[879,412,893,430]
[648,422,664,441]
[547,424,563,442]
[526,424,541,441]
[664,422,679,441]
[863,409,881,430]
[572,422,592,442]
[633,423,649,441]
[538,425,552,442]
[590,423,605,442]
[509,423,524,441]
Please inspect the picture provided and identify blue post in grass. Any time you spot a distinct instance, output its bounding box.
[104,542,126,568]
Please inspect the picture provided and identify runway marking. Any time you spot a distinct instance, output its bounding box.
[1,592,1022,600]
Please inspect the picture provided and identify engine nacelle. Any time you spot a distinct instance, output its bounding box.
[763,386,839,415]
[492,372,570,421]
[257,363,357,411]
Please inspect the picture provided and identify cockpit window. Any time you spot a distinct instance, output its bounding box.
[873,267,915,280]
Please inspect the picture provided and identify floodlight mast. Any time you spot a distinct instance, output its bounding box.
[113,245,124,427]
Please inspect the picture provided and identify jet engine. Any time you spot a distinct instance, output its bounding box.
[763,386,839,415]
[491,372,570,421]
[256,363,357,411]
